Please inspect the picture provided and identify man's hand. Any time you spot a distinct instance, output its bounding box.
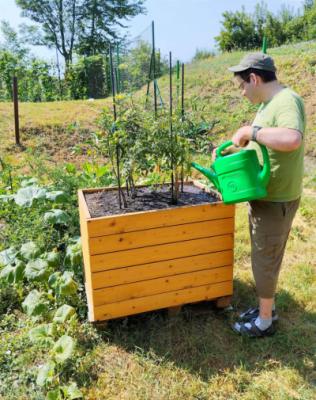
[232,126,252,147]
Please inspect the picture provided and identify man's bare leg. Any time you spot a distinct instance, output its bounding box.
[259,297,274,319]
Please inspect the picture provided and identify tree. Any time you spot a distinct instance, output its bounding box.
[0,20,29,58]
[76,0,145,56]
[16,0,145,70]
[215,8,260,51]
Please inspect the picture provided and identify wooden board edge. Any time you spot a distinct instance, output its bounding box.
[78,189,91,219]
[92,280,233,321]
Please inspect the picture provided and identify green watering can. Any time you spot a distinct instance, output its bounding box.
[191,140,270,204]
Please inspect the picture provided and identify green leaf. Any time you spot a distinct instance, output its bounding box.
[0,261,24,283]
[21,177,38,187]
[95,165,109,178]
[44,251,60,268]
[48,271,60,287]
[0,194,14,202]
[14,186,47,207]
[20,241,41,261]
[61,382,83,399]
[46,389,62,400]
[52,335,75,364]
[0,247,18,266]
[65,163,76,174]
[53,304,76,323]
[25,259,50,282]
[44,209,69,225]
[59,271,78,296]
[49,271,78,296]
[36,360,56,386]
[22,290,48,316]
[65,239,82,269]
[46,191,67,203]
[29,323,54,344]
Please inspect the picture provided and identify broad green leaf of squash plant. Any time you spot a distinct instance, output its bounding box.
[48,271,78,296]
[0,194,14,202]
[20,177,38,187]
[29,323,55,344]
[22,290,49,316]
[46,389,62,400]
[65,238,82,269]
[46,191,68,204]
[14,186,47,207]
[25,259,50,282]
[61,382,83,399]
[0,247,18,266]
[44,251,61,268]
[0,260,24,283]
[44,209,69,225]
[52,335,75,364]
[20,241,41,261]
[36,360,56,386]
[53,304,76,323]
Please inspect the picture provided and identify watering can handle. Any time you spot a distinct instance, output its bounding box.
[215,140,234,158]
[215,140,270,186]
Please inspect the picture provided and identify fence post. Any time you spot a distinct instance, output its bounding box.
[152,20,157,116]
[13,76,20,146]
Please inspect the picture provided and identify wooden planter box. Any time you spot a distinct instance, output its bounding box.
[78,183,235,322]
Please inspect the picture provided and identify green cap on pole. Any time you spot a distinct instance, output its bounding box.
[262,36,267,54]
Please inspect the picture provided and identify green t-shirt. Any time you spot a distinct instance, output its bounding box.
[249,87,305,202]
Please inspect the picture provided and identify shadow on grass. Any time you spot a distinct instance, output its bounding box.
[103,278,316,384]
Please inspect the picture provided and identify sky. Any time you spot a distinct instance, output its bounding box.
[0,0,305,63]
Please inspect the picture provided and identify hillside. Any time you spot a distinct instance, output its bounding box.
[1,41,316,168]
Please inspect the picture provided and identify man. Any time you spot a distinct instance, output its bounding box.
[227,53,305,337]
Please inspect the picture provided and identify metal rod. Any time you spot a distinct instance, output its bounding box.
[109,46,117,120]
[109,46,122,208]
[116,44,121,93]
[176,60,180,106]
[169,52,175,204]
[13,76,20,146]
[152,20,157,116]
[145,51,154,106]
[181,63,185,121]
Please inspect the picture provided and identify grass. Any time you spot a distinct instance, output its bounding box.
[1,41,316,399]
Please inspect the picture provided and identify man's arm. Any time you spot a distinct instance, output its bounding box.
[232,125,302,152]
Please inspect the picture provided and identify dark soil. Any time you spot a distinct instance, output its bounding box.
[85,183,220,218]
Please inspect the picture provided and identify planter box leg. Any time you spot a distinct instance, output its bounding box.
[168,306,182,317]
[215,296,232,309]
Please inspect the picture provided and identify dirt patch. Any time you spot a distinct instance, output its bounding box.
[85,184,219,217]
[16,124,104,166]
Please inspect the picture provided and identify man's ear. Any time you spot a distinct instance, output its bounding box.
[250,73,262,86]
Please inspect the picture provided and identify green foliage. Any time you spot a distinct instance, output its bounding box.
[22,289,49,317]
[66,55,109,99]
[16,0,145,68]
[192,48,215,62]
[215,1,316,51]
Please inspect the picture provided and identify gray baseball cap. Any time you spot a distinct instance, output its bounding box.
[228,52,276,73]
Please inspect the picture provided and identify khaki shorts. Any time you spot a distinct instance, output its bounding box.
[248,198,300,298]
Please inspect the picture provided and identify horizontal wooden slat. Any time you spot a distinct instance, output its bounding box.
[93,281,233,321]
[89,218,234,255]
[86,203,235,237]
[93,265,232,306]
[90,234,233,272]
[91,250,233,289]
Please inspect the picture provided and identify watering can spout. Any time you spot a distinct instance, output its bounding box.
[191,162,219,190]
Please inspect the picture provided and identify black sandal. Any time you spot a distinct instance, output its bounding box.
[239,307,278,322]
[232,320,276,338]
